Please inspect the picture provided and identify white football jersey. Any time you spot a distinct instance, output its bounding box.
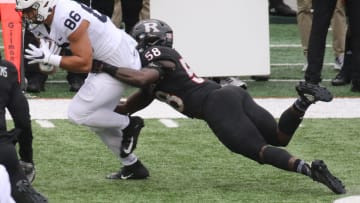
[42,0,138,68]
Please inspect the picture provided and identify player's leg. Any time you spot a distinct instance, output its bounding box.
[203,86,271,160]
[217,86,298,147]
[91,127,149,180]
[203,86,345,194]
[7,85,35,182]
[259,145,345,194]
[0,132,48,202]
[67,74,148,179]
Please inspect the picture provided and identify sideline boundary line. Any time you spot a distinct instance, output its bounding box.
[5,98,360,120]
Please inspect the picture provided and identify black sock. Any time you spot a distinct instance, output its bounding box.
[294,98,311,112]
[294,159,312,177]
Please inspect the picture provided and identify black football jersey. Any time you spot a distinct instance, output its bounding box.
[0,60,18,108]
[140,46,221,118]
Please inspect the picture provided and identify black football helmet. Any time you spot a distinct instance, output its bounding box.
[130,19,173,52]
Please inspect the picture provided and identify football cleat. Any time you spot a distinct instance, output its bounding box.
[106,160,149,180]
[14,179,48,203]
[311,160,346,194]
[19,160,36,183]
[295,81,333,104]
[120,116,144,158]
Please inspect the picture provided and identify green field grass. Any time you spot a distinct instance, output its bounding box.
[10,118,360,203]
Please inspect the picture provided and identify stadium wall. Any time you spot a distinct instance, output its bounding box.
[150,0,270,77]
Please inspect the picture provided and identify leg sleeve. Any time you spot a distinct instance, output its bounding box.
[7,85,33,163]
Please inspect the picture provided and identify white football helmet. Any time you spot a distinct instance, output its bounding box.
[15,0,58,23]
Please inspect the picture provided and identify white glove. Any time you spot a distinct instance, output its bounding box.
[25,38,62,67]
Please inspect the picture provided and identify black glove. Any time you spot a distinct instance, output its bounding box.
[91,60,106,73]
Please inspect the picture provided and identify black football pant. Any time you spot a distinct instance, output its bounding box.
[305,0,337,84]
[0,82,33,163]
[202,86,303,165]
[121,0,144,33]
[0,132,43,202]
[0,133,28,197]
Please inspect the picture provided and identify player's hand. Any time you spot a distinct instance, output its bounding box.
[25,38,62,67]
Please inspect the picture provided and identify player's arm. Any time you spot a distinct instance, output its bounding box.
[91,59,175,88]
[115,89,154,115]
[24,21,93,73]
[59,20,93,73]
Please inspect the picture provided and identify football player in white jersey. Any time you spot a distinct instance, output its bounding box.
[16,0,149,179]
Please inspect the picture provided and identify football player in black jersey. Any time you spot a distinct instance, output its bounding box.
[91,19,345,194]
[0,130,48,203]
[0,54,36,182]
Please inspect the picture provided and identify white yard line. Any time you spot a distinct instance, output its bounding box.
[5,98,360,120]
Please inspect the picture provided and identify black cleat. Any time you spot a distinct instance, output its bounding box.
[311,160,346,194]
[14,179,48,203]
[106,160,149,180]
[296,81,333,104]
[20,161,36,183]
[120,116,144,158]
[331,73,350,86]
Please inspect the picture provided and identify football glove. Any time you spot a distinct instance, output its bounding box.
[91,60,106,73]
[25,38,62,67]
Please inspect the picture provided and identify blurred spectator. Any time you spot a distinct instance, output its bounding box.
[112,0,145,33]
[140,0,150,20]
[297,0,347,71]
[331,1,360,91]
[269,0,296,17]
[0,130,48,202]
[304,0,360,92]
[331,29,352,86]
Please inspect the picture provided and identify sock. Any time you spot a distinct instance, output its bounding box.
[294,98,311,112]
[294,159,312,177]
[121,154,137,166]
